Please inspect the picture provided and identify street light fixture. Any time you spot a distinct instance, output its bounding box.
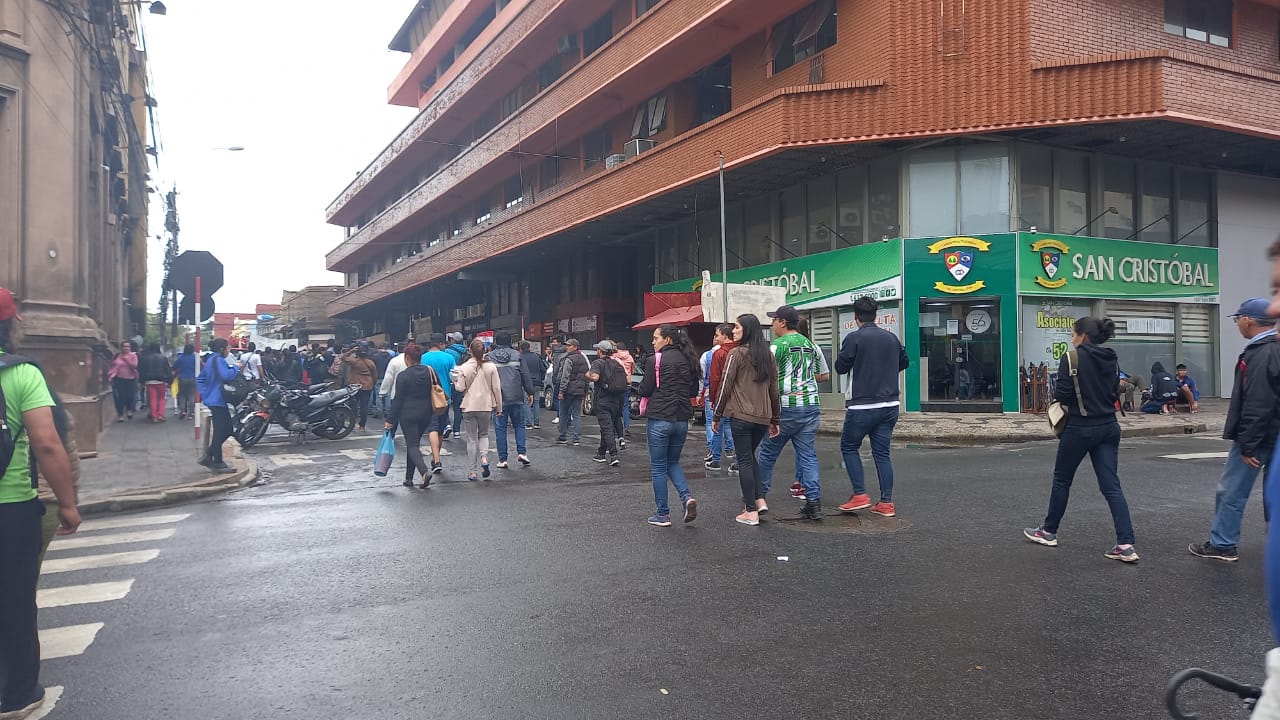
[212,146,245,152]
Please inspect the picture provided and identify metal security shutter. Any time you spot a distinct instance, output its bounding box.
[1180,304,1214,343]
[1109,301,1175,339]
[808,309,835,349]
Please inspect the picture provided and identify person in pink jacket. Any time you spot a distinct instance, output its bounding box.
[107,341,139,422]
[451,340,503,482]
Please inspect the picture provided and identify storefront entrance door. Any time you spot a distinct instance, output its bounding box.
[918,298,1002,410]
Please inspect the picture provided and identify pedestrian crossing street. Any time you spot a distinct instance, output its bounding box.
[32,512,190,718]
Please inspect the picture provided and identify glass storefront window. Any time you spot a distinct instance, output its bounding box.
[657,227,678,283]
[909,147,958,237]
[869,155,901,239]
[1140,165,1173,243]
[836,165,867,245]
[807,175,835,255]
[743,200,771,266]
[779,185,806,257]
[1103,158,1136,240]
[1018,145,1052,232]
[697,210,721,276]
[676,220,698,278]
[1178,169,1213,246]
[918,298,1001,403]
[959,145,1010,234]
[1055,151,1090,235]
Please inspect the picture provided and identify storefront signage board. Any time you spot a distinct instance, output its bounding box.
[1017,232,1218,303]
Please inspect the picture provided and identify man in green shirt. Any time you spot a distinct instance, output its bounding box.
[0,287,80,719]
[756,305,830,521]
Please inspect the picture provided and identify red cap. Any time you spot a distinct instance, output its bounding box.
[0,288,21,321]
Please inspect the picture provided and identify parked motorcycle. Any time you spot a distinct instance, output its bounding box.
[235,381,360,448]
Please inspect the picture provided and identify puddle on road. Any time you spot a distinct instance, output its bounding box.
[771,509,911,535]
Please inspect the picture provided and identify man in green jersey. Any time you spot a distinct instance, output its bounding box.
[757,305,829,520]
[0,287,80,719]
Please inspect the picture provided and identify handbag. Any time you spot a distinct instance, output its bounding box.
[639,351,661,417]
[427,367,451,413]
[1047,351,1082,438]
[330,355,344,377]
[373,431,396,477]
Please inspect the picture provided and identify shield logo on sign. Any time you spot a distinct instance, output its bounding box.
[945,250,974,282]
[1041,251,1061,279]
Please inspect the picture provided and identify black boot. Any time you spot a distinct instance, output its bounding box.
[798,500,823,521]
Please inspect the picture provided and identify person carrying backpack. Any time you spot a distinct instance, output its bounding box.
[588,340,628,466]
[1142,361,1181,414]
[0,287,81,719]
[488,333,534,469]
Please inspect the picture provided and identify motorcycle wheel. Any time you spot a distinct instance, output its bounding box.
[238,416,269,449]
[313,406,355,440]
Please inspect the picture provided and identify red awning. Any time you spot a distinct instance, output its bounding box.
[632,305,705,330]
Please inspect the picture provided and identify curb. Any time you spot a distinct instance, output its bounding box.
[79,455,261,516]
[816,421,1208,446]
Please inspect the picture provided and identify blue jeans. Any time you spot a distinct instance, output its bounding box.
[1042,421,1135,545]
[451,391,464,433]
[758,406,822,502]
[703,400,735,462]
[494,402,527,461]
[558,394,583,441]
[648,419,692,516]
[622,389,631,431]
[841,406,899,502]
[1210,443,1266,549]
[528,389,541,427]
[551,381,560,413]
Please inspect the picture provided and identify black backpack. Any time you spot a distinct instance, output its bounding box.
[0,354,70,489]
[598,357,629,397]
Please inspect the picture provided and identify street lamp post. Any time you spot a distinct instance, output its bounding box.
[716,151,728,324]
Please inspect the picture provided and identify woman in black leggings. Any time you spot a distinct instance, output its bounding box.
[712,314,781,527]
[386,344,438,489]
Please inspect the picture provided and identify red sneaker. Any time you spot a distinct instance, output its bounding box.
[869,501,896,517]
[789,482,805,499]
[838,494,872,512]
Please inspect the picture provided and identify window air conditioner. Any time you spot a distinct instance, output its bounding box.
[604,154,627,169]
[624,138,656,158]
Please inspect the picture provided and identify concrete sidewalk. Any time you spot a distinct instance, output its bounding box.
[77,411,258,515]
[817,398,1220,445]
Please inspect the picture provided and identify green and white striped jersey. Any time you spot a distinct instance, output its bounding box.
[770,332,827,408]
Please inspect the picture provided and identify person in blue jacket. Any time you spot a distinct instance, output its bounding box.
[1249,240,1280,718]
[195,338,241,473]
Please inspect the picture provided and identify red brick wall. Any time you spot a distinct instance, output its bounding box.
[1031,0,1280,72]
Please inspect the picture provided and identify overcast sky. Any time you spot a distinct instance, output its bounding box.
[142,1,417,316]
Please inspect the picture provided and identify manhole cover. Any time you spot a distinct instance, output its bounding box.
[770,509,911,535]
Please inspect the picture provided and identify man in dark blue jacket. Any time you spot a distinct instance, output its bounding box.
[489,333,534,469]
[834,296,909,517]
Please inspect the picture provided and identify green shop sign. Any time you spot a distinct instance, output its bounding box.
[652,239,903,309]
[1017,232,1218,302]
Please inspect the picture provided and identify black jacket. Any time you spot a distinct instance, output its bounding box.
[389,365,437,425]
[637,346,696,422]
[1149,362,1180,402]
[560,351,590,397]
[522,351,547,389]
[1224,333,1280,458]
[834,323,909,407]
[1056,343,1119,425]
[138,352,172,383]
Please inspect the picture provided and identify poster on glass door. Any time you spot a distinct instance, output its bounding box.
[1021,300,1090,367]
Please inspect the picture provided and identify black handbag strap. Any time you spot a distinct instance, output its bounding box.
[1067,351,1086,417]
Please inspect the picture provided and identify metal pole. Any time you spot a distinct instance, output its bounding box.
[717,151,728,324]
[194,276,202,443]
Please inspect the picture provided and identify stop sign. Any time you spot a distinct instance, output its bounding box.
[169,251,223,303]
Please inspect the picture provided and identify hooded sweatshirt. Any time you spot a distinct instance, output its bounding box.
[1149,362,1180,402]
[614,349,636,377]
[1056,343,1120,425]
[488,345,534,405]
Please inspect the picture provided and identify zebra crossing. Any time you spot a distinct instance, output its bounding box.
[32,512,190,718]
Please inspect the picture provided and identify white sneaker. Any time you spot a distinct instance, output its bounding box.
[518,454,531,466]
[552,417,559,424]
[439,448,452,456]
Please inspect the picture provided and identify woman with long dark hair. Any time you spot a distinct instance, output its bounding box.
[452,339,503,481]
[385,344,437,489]
[637,323,700,527]
[713,314,780,526]
[1023,316,1138,562]
[108,340,139,422]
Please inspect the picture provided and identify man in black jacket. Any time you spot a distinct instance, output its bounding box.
[520,341,547,429]
[1189,298,1280,562]
[834,296,910,517]
[557,338,590,445]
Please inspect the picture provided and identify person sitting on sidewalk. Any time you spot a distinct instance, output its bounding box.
[1141,362,1181,414]
[1189,298,1280,562]
[1117,370,1145,413]
[1175,363,1201,413]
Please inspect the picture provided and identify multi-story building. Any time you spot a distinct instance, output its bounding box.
[325,0,1280,410]
[1,0,155,447]
[280,286,345,344]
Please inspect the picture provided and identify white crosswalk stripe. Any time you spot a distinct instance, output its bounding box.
[37,513,188,669]
[29,685,63,719]
[1161,451,1229,460]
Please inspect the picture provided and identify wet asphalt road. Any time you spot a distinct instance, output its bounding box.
[37,421,1272,719]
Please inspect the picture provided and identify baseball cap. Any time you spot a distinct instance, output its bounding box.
[448,332,464,343]
[767,305,800,324]
[566,338,580,347]
[594,340,615,352]
[0,288,20,321]
[428,332,447,346]
[1229,298,1270,321]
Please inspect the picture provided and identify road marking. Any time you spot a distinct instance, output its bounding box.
[339,448,375,461]
[1161,452,1229,460]
[270,453,313,466]
[39,624,103,659]
[41,550,159,575]
[29,685,63,719]
[78,513,190,533]
[46,528,175,552]
[37,580,134,608]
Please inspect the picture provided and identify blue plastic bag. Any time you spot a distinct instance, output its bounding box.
[373,431,395,477]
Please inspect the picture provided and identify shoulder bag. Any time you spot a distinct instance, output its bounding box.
[1047,351,1082,438]
[427,366,450,413]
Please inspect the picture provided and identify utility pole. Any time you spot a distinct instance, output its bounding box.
[716,151,728,323]
[158,188,180,346]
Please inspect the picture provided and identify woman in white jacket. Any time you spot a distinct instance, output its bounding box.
[451,340,503,481]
